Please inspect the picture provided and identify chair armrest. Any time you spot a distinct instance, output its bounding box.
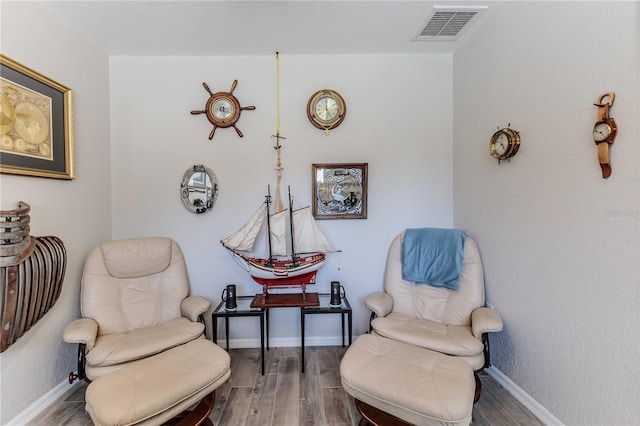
[182,296,211,321]
[471,307,503,338]
[63,318,98,350]
[365,292,393,318]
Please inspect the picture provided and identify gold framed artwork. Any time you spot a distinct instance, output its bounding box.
[0,54,74,179]
[312,163,368,220]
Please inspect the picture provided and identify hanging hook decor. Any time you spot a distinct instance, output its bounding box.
[592,92,617,178]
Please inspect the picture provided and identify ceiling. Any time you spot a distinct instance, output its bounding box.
[39,1,499,56]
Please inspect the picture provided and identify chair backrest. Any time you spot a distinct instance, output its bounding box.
[384,231,485,326]
[81,237,190,336]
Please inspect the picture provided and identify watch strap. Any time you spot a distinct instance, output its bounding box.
[598,143,611,178]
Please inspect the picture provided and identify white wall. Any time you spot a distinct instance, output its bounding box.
[453,2,639,424]
[0,2,112,423]
[109,54,453,342]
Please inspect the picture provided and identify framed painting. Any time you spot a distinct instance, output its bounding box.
[312,163,368,219]
[0,54,74,179]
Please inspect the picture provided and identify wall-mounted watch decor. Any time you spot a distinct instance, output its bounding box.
[0,55,74,179]
[190,80,255,140]
[592,92,616,178]
[180,165,218,214]
[489,124,520,164]
[307,89,346,134]
[312,163,367,219]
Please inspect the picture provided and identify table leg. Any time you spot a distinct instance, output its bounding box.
[266,308,270,350]
[225,317,230,351]
[348,311,352,345]
[341,312,346,347]
[212,315,218,345]
[260,312,265,375]
[301,309,305,373]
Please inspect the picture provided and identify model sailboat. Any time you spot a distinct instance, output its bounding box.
[221,187,335,296]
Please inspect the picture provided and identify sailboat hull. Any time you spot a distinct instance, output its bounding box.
[228,250,325,291]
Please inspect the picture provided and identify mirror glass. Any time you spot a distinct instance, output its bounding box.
[180,165,218,214]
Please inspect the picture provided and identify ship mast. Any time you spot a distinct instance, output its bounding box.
[265,185,274,263]
[271,52,286,213]
[288,186,298,266]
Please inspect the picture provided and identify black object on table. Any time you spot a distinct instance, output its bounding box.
[211,295,265,375]
[300,293,352,373]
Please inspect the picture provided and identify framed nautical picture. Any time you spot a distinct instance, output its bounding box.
[312,163,368,220]
[0,54,74,179]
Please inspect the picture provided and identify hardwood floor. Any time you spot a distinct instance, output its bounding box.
[28,346,542,426]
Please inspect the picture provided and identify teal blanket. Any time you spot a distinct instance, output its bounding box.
[401,228,466,290]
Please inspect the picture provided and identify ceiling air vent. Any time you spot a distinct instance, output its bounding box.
[415,5,487,40]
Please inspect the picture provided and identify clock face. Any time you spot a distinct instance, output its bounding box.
[314,96,340,122]
[492,132,509,156]
[307,89,346,131]
[211,98,234,121]
[489,127,520,161]
[593,122,612,142]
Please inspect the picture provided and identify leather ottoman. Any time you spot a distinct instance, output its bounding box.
[340,334,474,426]
[85,339,230,426]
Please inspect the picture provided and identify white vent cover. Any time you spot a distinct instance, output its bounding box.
[415,5,488,40]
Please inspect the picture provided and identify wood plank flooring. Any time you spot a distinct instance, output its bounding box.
[27,346,542,426]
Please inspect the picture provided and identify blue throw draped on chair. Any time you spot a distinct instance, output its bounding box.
[401,228,466,290]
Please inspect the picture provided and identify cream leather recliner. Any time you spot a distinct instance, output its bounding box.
[365,230,503,398]
[64,237,211,381]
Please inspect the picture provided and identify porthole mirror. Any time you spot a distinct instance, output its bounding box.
[180,165,218,214]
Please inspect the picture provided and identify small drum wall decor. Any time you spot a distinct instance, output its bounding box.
[0,202,67,352]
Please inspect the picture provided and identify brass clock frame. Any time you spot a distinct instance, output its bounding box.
[307,89,346,131]
[489,126,521,163]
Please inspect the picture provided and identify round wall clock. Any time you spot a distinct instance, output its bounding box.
[307,89,346,132]
[489,126,520,163]
[191,80,255,140]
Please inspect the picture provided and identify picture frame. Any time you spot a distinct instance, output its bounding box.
[0,54,74,179]
[312,163,368,220]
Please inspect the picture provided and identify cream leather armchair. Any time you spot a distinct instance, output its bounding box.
[366,230,503,398]
[64,237,211,382]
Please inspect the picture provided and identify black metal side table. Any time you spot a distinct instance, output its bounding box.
[300,293,352,373]
[212,295,265,375]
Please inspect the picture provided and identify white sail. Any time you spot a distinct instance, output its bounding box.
[292,207,336,254]
[221,205,266,252]
[269,210,288,256]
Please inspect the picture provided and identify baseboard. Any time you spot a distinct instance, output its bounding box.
[486,366,563,426]
[7,379,81,426]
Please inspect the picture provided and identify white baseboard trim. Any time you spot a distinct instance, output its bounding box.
[7,379,81,426]
[486,366,563,426]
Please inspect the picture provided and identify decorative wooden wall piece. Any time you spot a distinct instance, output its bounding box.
[0,202,66,352]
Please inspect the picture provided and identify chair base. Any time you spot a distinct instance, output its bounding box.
[170,391,215,426]
[355,399,413,426]
[474,371,482,403]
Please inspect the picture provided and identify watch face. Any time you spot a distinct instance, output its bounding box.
[314,96,339,122]
[211,98,233,120]
[593,122,611,142]
[492,132,509,156]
